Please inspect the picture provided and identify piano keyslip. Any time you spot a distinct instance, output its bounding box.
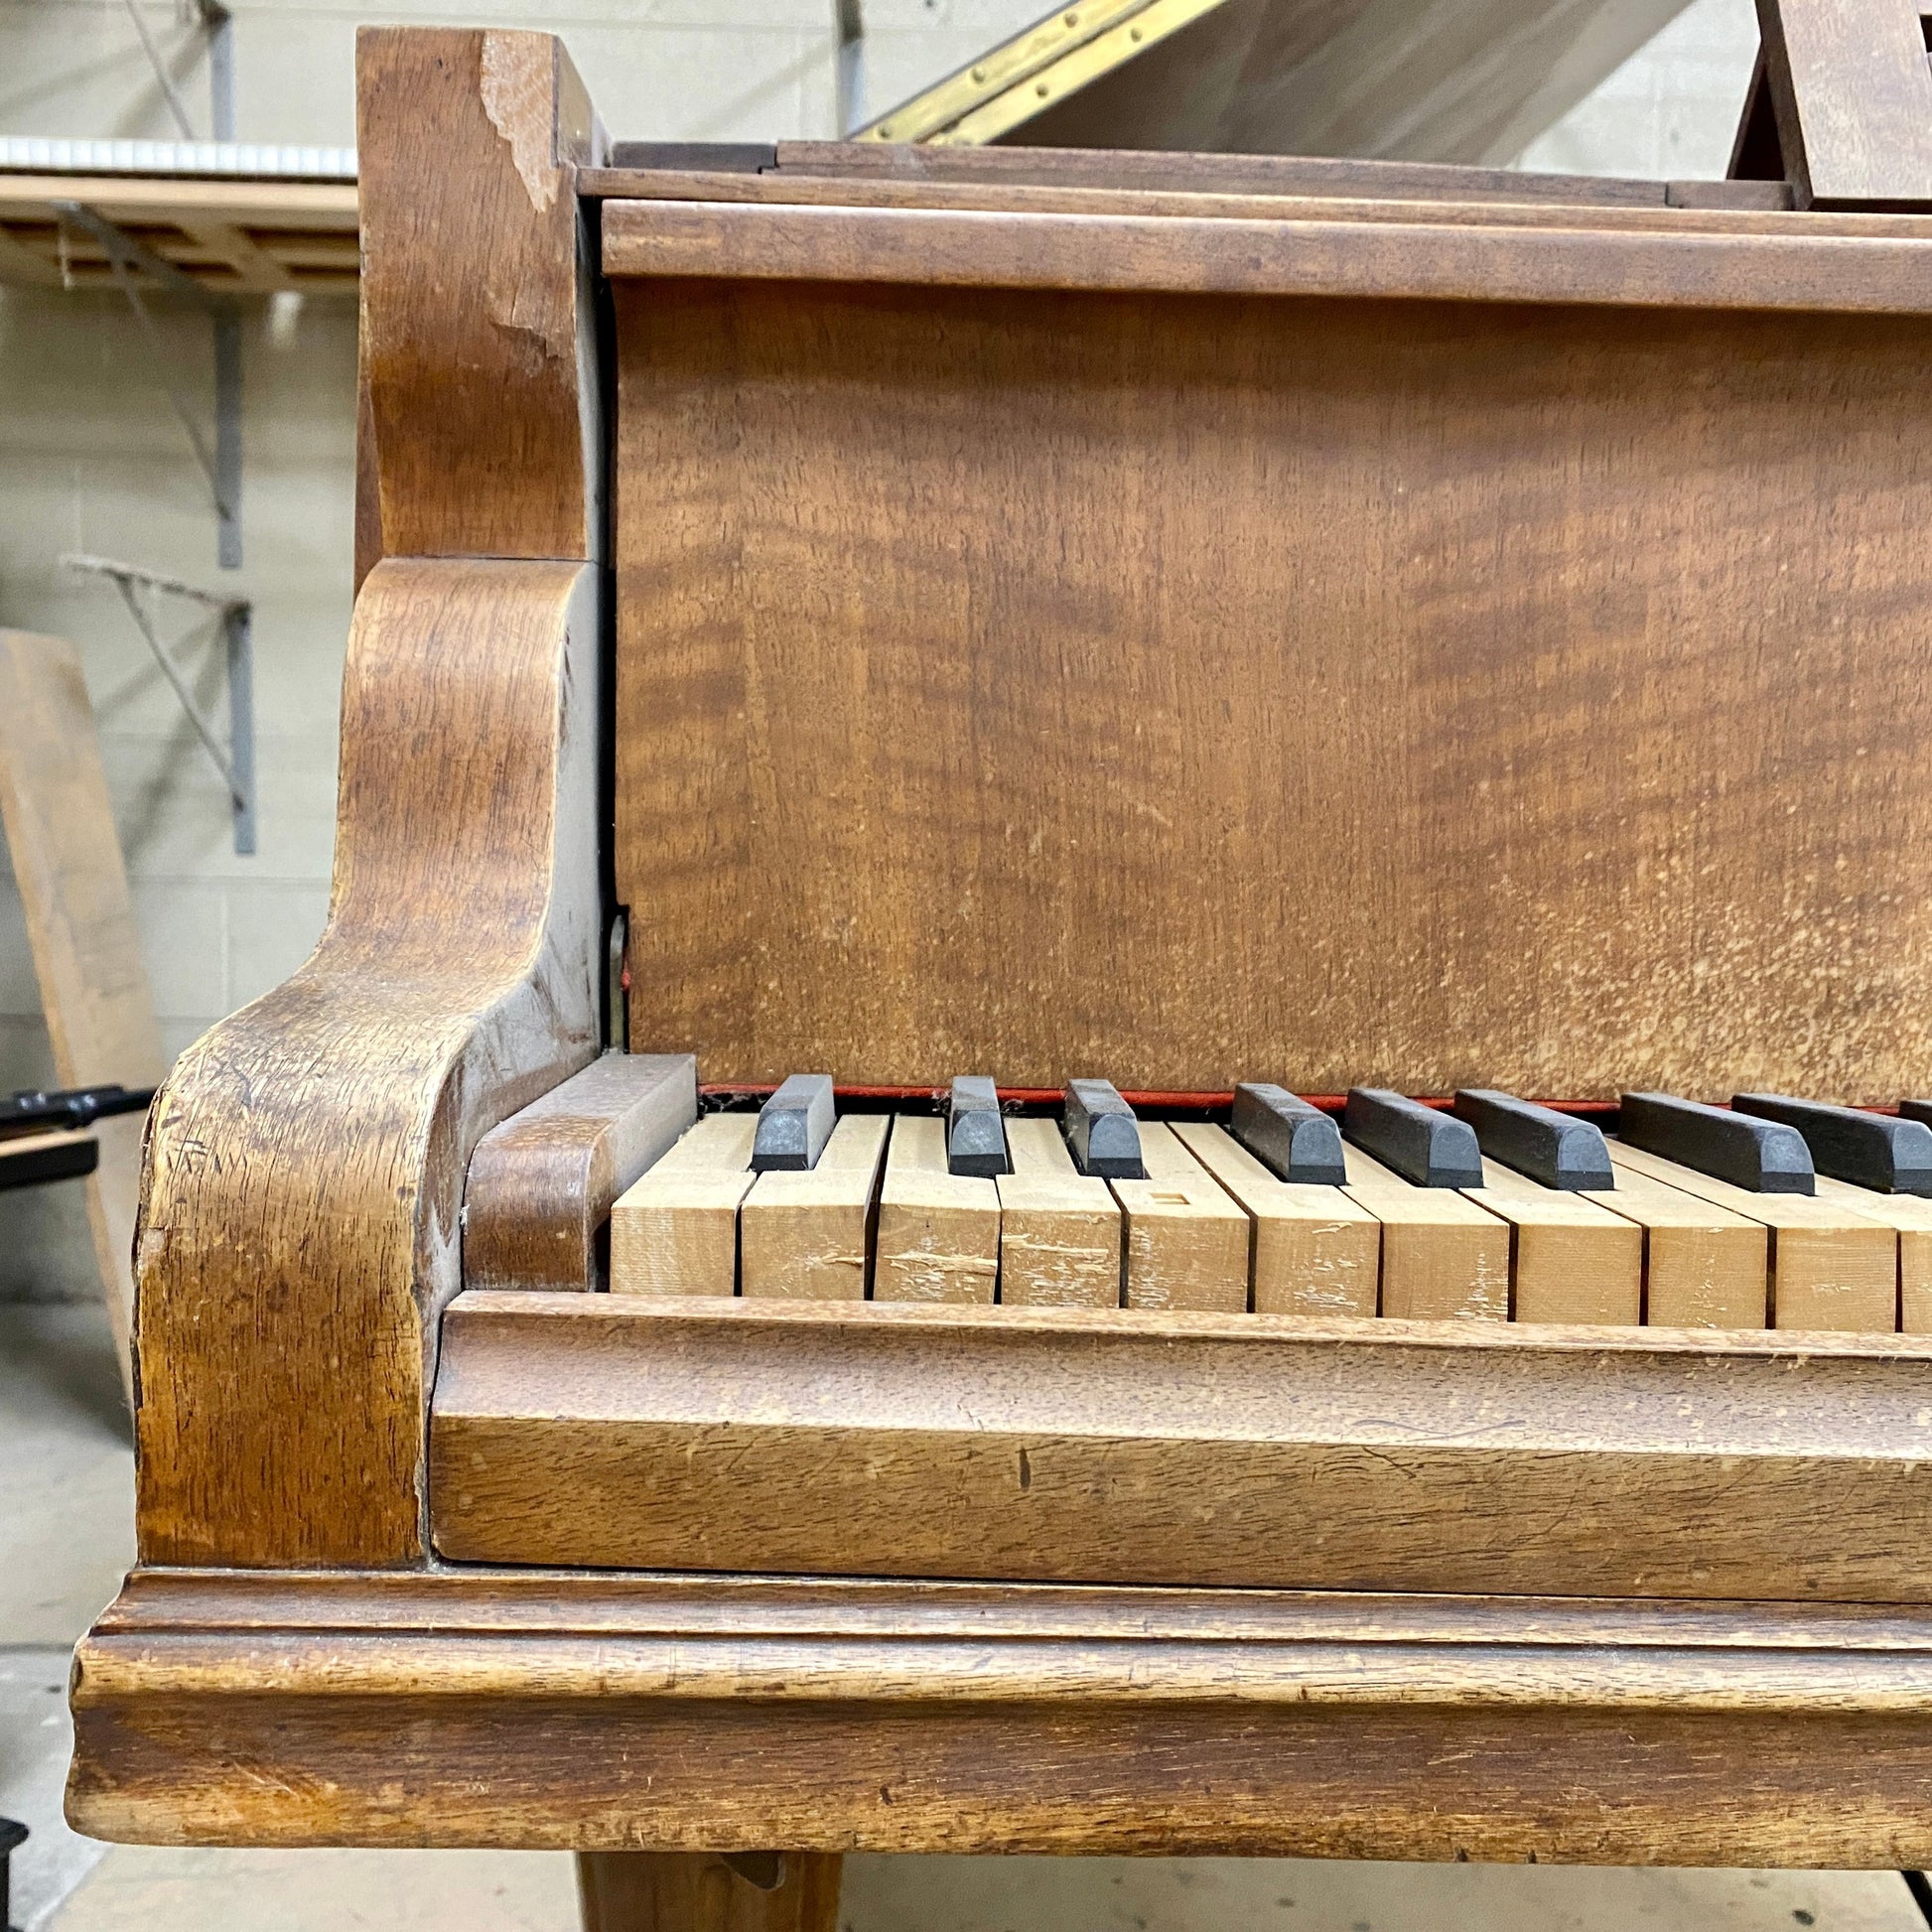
[608,1111,756,1298]
[1338,1142,1509,1320]
[996,1116,1121,1307]
[1112,1121,1249,1312]
[1608,1138,1893,1331]
[876,1114,1000,1303]
[740,1112,890,1300]
[1174,1121,1378,1317]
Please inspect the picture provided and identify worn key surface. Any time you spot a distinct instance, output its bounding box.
[1113,1121,1250,1312]
[740,1112,890,1299]
[876,1114,1000,1303]
[1608,1138,1893,1331]
[1587,1160,1769,1329]
[1064,1079,1145,1179]
[1811,1173,1929,1331]
[1339,1143,1509,1320]
[1463,1159,1641,1324]
[996,1116,1121,1308]
[1175,1121,1379,1317]
[608,1112,757,1298]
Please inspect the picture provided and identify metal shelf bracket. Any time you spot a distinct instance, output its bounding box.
[64,552,255,856]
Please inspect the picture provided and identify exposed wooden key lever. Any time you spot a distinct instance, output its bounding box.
[947,1075,1010,1176]
[1063,1079,1145,1180]
[750,1073,835,1172]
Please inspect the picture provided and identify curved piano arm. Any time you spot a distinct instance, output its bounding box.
[130,557,604,1568]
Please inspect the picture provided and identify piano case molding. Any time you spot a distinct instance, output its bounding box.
[67,1565,1932,1864]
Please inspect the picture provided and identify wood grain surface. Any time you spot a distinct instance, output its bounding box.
[739,1115,889,1300]
[996,1116,1121,1307]
[0,630,166,1403]
[603,197,1932,314]
[67,1564,1932,1863]
[1759,0,1932,207]
[1590,1161,1770,1329]
[1470,1161,1641,1325]
[357,27,603,565]
[875,1115,1000,1303]
[615,274,1932,1097]
[1113,1121,1249,1312]
[464,1052,695,1292]
[135,560,603,1567]
[609,1114,757,1299]
[429,1292,1932,1598]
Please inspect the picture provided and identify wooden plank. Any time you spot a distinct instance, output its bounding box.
[135,560,605,1568]
[616,274,1932,1098]
[609,1113,757,1300]
[1173,1122,1378,1318]
[1758,0,1932,207]
[995,1116,1121,1308]
[464,1051,697,1291]
[874,1114,999,1304]
[430,1290,1932,1601]
[1112,1120,1249,1312]
[1587,1162,1769,1330]
[603,198,1932,317]
[1464,1161,1641,1325]
[768,138,1676,208]
[0,631,168,1406]
[740,1114,890,1301]
[1608,1140,1896,1332]
[69,1564,1932,1864]
[1813,1173,1932,1332]
[1340,1146,1509,1321]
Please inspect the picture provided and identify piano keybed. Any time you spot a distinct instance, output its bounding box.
[608,1081,1932,1334]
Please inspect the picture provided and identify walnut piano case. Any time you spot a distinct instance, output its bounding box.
[67,9,1932,1901]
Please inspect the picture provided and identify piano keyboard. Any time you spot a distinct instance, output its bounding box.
[608,1079,1932,1333]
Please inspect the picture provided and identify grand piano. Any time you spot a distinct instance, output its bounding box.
[67,5,1932,1926]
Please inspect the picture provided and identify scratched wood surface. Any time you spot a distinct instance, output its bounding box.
[615,272,1932,1096]
[429,1293,1932,1599]
[67,1564,1932,1863]
[134,561,604,1568]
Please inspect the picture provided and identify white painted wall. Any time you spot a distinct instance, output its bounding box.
[0,0,1762,1298]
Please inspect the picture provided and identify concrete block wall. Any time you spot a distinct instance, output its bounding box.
[0,0,1758,1299]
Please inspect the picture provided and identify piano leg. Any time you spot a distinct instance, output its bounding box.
[576,1852,843,1932]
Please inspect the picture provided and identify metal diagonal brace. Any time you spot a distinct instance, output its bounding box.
[53,202,242,570]
[63,552,255,857]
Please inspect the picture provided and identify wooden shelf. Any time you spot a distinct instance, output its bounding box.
[0,174,357,295]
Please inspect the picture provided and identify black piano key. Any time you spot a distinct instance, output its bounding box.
[1731,1093,1932,1196]
[750,1072,835,1172]
[1063,1079,1145,1180]
[947,1075,1010,1177]
[1617,1091,1813,1194]
[1452,1089,1615,1191]
[1343,1088,1483,1189]
[1899,1099,1932,1136]
[1231,1083,1346,1184]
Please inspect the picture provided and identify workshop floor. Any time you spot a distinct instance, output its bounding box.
[3,1301,1926,1932]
